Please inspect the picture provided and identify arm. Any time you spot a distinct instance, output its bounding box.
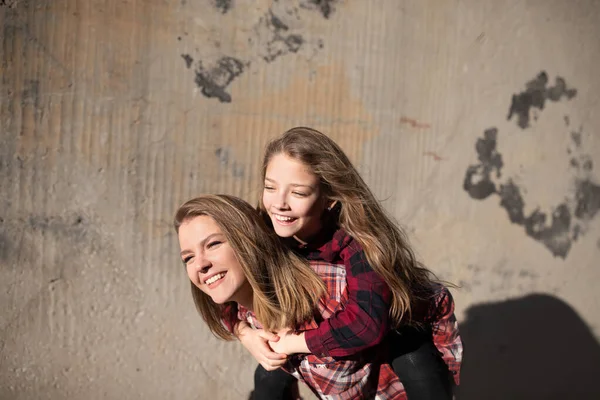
[304,243,392,358]
[429,286,463,386]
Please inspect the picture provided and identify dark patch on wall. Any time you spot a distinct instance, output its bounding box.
[215,147,245,178]
[22,80,40,109]
[0,230,10,262]
[464,73,599,258]
[299,0,338,19]
[523,204,572,258]
[181,54,193,69]
[255,11,305,63]
[213,0,233,14]
[0,0,19,9]
[463,128,503,200]
[193,57,246,103]
[507,71,577,129]
[574,180,600,220]
[179,1,335,102]
[215,147,230,165]
[27,214,91,241]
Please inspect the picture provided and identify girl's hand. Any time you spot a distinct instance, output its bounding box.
[268,329,309,356]
[238,325,288,371]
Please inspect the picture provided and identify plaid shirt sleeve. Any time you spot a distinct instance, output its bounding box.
[428,285,463,385]
[305,235,392,358]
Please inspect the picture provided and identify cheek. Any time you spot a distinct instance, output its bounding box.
[186,265,197,282]
[304,198,326,219]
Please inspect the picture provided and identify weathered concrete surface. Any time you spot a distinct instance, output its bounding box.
[1,1,599,399]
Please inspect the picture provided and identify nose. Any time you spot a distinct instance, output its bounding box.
[272,190,290,210]
[190,254,211,275]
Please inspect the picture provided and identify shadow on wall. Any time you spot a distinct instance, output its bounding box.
[457,294,600,400]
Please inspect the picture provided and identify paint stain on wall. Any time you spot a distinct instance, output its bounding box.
[180,1,336,102]
[193,57,246,103]
[181,54,193,69]
[464,72,599,258]
[463,127,503,200]
[254,10,305,63]
[215,147,245,178]
[213,0,233,14]
[299,0,338,19]
[507,71,577,129]
[0,0,19,9]
[400,116,431,129]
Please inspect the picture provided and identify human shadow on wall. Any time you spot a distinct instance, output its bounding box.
[457,294,600,400]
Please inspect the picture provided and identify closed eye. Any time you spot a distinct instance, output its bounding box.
[182,255,193,265]
[292,191,308,197]
[207,240,222,249]
[264,185,275,191]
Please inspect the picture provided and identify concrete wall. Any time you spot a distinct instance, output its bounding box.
[1,1,599,399]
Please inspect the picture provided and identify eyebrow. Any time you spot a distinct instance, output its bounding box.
[264,177,315,189]
[180,232,222,258]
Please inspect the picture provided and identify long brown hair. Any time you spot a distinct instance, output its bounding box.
[260,127,442,326]
[174,194,326,340]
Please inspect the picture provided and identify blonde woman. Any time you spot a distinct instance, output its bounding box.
[175,195,409,399]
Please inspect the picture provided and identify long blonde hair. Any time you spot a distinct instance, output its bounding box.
[260,127,441,326]
[174,194,326,340]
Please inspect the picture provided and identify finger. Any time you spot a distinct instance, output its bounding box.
[265,351,287,360]
[268,359,287,368]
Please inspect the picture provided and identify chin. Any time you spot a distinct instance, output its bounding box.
[210,296,230,305]
[273,227,295,238]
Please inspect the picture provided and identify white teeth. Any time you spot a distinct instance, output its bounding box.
[205,272,225,285]
[274,214,295,222]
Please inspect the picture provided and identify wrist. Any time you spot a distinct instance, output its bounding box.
[234,321,252,340]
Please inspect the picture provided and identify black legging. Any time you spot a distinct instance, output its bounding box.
[250,328,453,400]
[389,327,454,400]
[251,365,298,400]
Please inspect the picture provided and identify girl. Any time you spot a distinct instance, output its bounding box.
[237,127,462,399]
[174,194,409,399]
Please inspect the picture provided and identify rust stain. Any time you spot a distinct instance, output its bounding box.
[423,151,444,161]
[400,116,431,129]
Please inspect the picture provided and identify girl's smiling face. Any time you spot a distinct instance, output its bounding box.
[262,153,328,243]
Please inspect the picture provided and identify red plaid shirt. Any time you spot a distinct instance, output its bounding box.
[292,227,462,386]
[237,260,407,399]
[293,226,393,359]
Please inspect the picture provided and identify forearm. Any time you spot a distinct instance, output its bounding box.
[305,281,391,357]
[280,332,309,355]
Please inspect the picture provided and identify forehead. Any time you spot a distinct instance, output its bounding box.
[266,153,318,183]
[178,215,221,243]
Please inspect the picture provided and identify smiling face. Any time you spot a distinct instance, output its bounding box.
[262,153,329,243]
[178,215,253,308]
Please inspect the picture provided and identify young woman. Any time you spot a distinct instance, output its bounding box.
[174,194,408,399]
[236,127,462,399]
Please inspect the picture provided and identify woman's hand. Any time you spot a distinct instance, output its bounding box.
[238,324,288,371]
